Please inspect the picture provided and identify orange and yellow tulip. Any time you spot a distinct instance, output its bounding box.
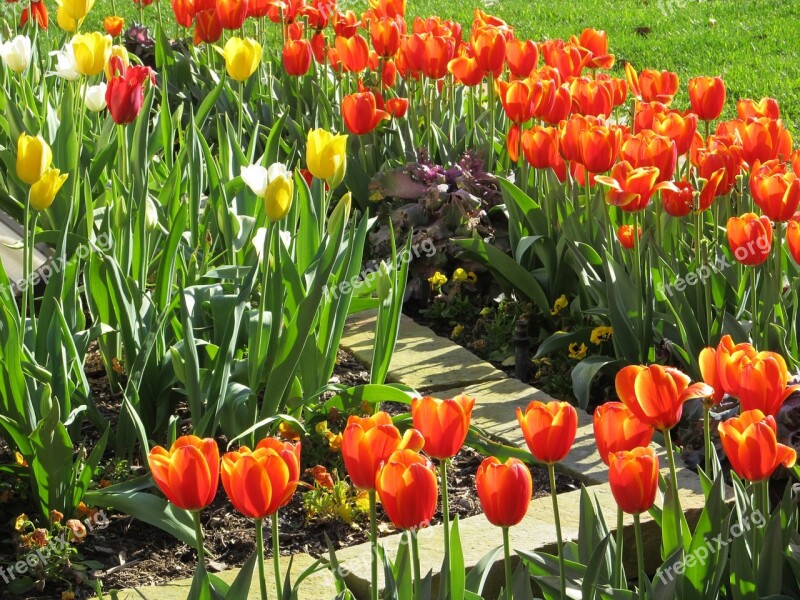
[476,457,532,527]
[375,449,438,530]
[718,410,796,481]
[576,28,614,70]
[750,159,800,222]
[688,76,726,121]
[283,39,312,76]
[521,126,560,170]
[725,117,793,168]
[516,400,578,464]
[148,436,220,511]
[505,38,538,78]
[103,15,124,37]
[569,77,614,118]
[608,447,659,514]
[335,34,370,72]
[621,130,677,182]
[595,161,673,212]
[471,25,506,76]
[737,97,780,120]
[735,352,799,416]
[616,224,641,249]
[625,65,679,105]
[727,213,773,266]
[496,79,535,124]
[411,394,475,459]
[448,53,483,86]
[652,110,698,156]
[593,402,653,465]
[370,17,402,58]
[577,122,622,174]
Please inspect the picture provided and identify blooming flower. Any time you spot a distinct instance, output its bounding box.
[590,326,613,345]
[550,294,568,316]
[568,342,587,360]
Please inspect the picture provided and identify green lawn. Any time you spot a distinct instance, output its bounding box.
[70,0,800,132]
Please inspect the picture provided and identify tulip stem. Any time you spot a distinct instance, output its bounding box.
[439,460,451,589]
[238,82,245,149]
[773,222,784,335]
[487,75,496,167]
[703,407,712,476]
[410,530,422,600]
[502,527,513,600]
[548,464,566,600]
[612,507,624,588]
[271,511,282,598]
[751,268,759,345]
[633,513,645,600]
[369,490,378,600]
[255,519,268,600]
[21,197,30,332]
[663,430,684,547]
[192,511,206,567]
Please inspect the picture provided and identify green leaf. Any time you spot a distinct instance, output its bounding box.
[449,516,465,600]
[465,546,503,594]
[571,357,620,410]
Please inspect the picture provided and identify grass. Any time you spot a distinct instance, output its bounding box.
[9,0,800,131]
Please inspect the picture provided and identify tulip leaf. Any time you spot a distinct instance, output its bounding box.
[449,516,465,600]
[465,545,503,594]
[571,356,620,411]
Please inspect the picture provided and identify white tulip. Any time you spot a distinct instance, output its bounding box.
[240,163,292,199]
[0,36,33,74]
[49,45,80,81]
[84,82,107,112]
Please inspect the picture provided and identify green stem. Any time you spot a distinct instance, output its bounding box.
[410,530,422,600]
[439,460,451,583]
[238,82,245,148]
[703,407,712,476]
[488,75,496,168]
[255,519,268,600]
[751,268,759,345]
[502,527,513,600]
[271,511,282,598]
[192,511,206,566]
[612,507,624,587]
[369,490,378,600]
[633,513,646,600]
[21,197,31,331]
[663,430,684,542]
[773,221,784,339]
[548,464,566,600]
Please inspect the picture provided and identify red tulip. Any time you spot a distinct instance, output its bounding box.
[661,180,694,217]
[788,217,800,265]
[608,447,659,514]
[342,91,390,135]
[386,97,408,118]
[148,436,219,511]
[411,394,475,459]
[215,0,247,30]
[476,457,532,527]
[616,224,641,249]
[375,449,438,530]
[283,39,312,76]
[718,410,796,481]
[688,76,726,121]
[517,400,578,464]
[593,402,653,465]
[505,38,538,78]
[105,57,156,125]
[21,0,48,29]
[727,213,772,266]
[194,9,222,45]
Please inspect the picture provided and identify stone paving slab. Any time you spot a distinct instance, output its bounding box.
[94,553,333,600]
[341,311,505,393]
[337,481,708,600]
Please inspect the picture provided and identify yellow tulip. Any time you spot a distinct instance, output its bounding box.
[219,37,261,82]
[61,0,95,21]
[241,163,294,222]
[16,134,53,186]
[30,169,69,211]
[306,129,348,188]
[56,6,77,32]
[71,32,112,77]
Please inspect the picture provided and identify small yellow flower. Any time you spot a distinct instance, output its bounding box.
[479,307,492,317]
[14,514,29,532]
[326,432,343,451]
[279,421,301,441]
[590,326,614,345]
[336,503,353,524]
[315,421,329,435]
[451,324,464,339]
[14,452,27,467]
[568,342,588,360]
[452,268,468,283]
[354,490,370,512]
[428,271,448,288]
[550,294,568,316]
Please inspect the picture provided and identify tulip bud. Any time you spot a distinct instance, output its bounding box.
[376,260,391,303]
[84,82,108,112]
[145,196,159,230]
[306,129,348,189]
[29,168,68,211]
[0,35,33,74]
[16,134,53,186]
[327,191,352,235]
[264,164,293,222]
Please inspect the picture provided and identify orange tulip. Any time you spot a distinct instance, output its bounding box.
[148,436,220,511]
[476,457,532,527]
[341,412,424,490]
[381,58,397,86]
[507,123,522,163]
[559,114,593,163]
[621,130,677,183]
[593,402,653,465]
[698,345,728,406]
[332,10,360,37]
[713,335,757,397]
[335,34,370,72]
[505,38,538,78]
[718,410,796,481]
[569,77,614,118]
[616,364,712,431]
[737,97,780,120]
[540,83,571,125]
[104,15,124,37]
[220,439,301,519]
[576,28,614,70]
[688,76,726,121]
[597,73,628,107]
[172,0,194,27]
[634,101,668,132]
[651,110,698,156]
[625,65,679,105]
[616,224,641,249]
[386,97,408,118]
[541,39,589,80]
[471,26,506,76]
[693,143,743,198]
[370,17,402,58]
[727,117,793,168]
[577,123,622,174]
[448,54,483,86]
[661,180,694,217]
[496,79,535,124]
[411,394,475,459]
[735,351,799,416]
[216,0,247,30]
[750,159,800,222]
[516,400,578,464]
[596,162,673,212]
[788,218,800,265]
[367,0,406,19]
[608,447,659,514]
[522,126,560,170]
[194,9,222,45]
[375,449,438,530]
[727,213,772,266]
[21,0,48,29]
[342,91,390,135]
[283,39,312,76]
[421,33,455,79]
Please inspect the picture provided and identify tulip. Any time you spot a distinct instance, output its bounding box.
[56,6,77,31]
[283,39,312,76]
[652,110,698,156]
[737,97,780,120]
[516,400,577,464]
[0,35,32,74]
[148,435,220,511]
[342,91,389,135]
[728,117,793,168]
[595,161,672,212]
[370,17,402,58]
[593,402,653,466]
[719,410,796,482]
[496,79,535,124]
[375,449,438,530]
[241,163,294,221]
[61,0,95,20]
[569,77,613,118]
[788,218,800,265]
[661,180,694,217]
[84,82,108,112]
[306,129,348,188]
[616,224,641,250]
[634,100,668,132]
[21,1,49,29]
[105,58,155,125]
[16,134,53,186]
[608,446,659,514]
[713,334,757,397]
[505,38,538,78]
[688,76,726,121]
[216,0,247,29]
[71,32,112,77]
[476,457,532,528]
[50,45,80,80]
[541,39,589,80]
[218,37,261,82]
[335,34,370,72]
[386,97,408,118]
[29,168,68,211]
[471,25,506,76]
[727,213,772,266]
[522,126,560,171]
[172,0,195,27]
[103,15,124,37]
[578,28,614,70]
[577,123,622,174]
[194,9,222,45]
[693,144,743,198]
[750,160,800,222]
[621,130,677,183]
[625,64,679,104]
[598,73,628,107]
[540,83,571,125]
[735,351,799,416]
